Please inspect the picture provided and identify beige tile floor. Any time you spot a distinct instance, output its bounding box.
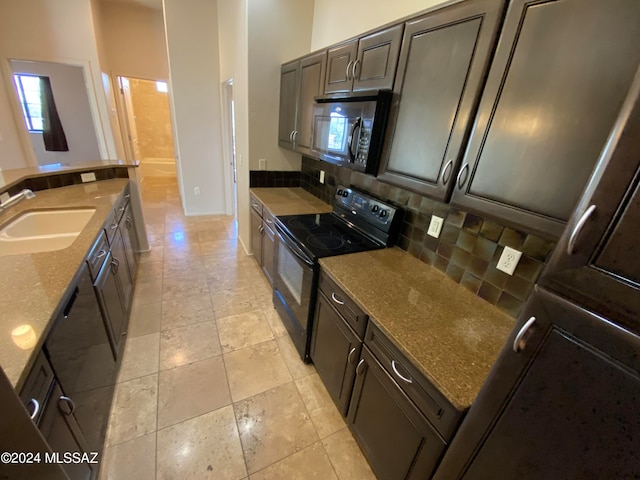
[99,177,376,480]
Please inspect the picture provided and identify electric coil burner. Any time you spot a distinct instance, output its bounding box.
[272,186,402,362]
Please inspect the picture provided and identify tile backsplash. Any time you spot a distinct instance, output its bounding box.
[250,170,301,188]
[301,156,556,318]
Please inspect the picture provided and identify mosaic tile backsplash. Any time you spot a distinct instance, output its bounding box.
[301,156,557,318]
[250,170,301,188]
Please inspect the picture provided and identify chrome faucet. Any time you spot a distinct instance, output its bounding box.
[0,189,36,211]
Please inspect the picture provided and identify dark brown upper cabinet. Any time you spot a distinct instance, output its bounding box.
[278,51,326,155]
[323,24,403,95]
[377,0,505,201]
[539,66,640,334]
[450,0,640,239]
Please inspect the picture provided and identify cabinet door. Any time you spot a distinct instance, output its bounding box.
[278,61,299,149]
[324,41,357,94]
[348,347,446,480]
[39,383,94,480]
[435,288,640,479]
[295,51,326,154]
[262,220,276,286]
[121,203,138,280]
[310,291,362,415]
[352,24,403,92]
[111,228,133,312]
[250,207,263,266]
[377,0,504,201]
[450,0,640,238]
[95,252,127,357]
[539,68,640,333]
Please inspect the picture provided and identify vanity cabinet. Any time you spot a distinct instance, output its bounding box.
[310,271,368,414]
[278,51,326,156]
[450,0,640,238]
[324,24,403,95]
[377,0,504,202]
[121,199,139,282]
[250,194,276,285]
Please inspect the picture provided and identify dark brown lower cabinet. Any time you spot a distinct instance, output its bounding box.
[39,383,94,480]
[434,287,640,480]
[310,291,362,415]
[261,212,276,285]
[348,347,446,480]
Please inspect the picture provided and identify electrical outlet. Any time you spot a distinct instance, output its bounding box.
[319,170,325,184]
[194,186,200,195]
[81,172,96,183]
[427,215,444,238]
[259,158,267,170]
[496,246,522,275]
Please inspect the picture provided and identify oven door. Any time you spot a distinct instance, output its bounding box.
[273,225,316,361]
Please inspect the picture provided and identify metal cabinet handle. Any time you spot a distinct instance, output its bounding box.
[513,316,536,353]
[258,225,264,235]
[292,130,298,146]
[96,249,107,259]
[27,398,40,420]
[391,360,413,384]
[124,194,130,200]
[125,217,132,229]
[567,205,596,255]
[331,292,345,305]
[356,358,366,376]
[345,60,353,80]
[118,206,125,213]
[352,59,360,80]
[110,223,118,230]
[58,396,76,415]
[456,163,469,189]
[348,347,357,365]
[265,217,274,225]
[441,159,454,185]
[111,257,120,274]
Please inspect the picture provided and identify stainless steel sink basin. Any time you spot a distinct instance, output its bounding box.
[0,208,96,256]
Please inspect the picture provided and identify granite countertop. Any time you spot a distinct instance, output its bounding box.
[0,179,129,390]
[320,248,515,411]
[250,187,333,215]
[0,159,138,192]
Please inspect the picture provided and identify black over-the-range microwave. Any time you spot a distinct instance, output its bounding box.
[311,90,392,175]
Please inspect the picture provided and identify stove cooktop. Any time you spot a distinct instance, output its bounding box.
[277,212,384,260]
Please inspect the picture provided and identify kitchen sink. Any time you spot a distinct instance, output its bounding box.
[0,208,96,256]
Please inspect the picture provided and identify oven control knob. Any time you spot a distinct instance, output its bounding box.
[380,210,388,218]
[337,189,343,196]
[342,191,349,198]
[371,205,379,213]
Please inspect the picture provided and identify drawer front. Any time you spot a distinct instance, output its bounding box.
[87,231,109,280]
[318,270,368,338]
[105,208,120,245]
[19,352,55,425]
[250,194,263,217]
[365,322,462,440]
[115,188,130,224]
[263,208,276,233]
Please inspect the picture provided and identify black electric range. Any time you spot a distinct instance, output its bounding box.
[272,185,401,362]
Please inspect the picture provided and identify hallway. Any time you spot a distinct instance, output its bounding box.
[99,176,376,479]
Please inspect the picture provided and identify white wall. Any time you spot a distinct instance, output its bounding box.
[311,0,446,50]
[0,72,27,170]
[11,60,101,166]
[218,0,250,251]
[247,0,315,172]
[164,0,227,215]
[0,0,118,165]
[99,2,169,80]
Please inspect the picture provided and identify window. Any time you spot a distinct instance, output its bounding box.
[13,74,44,132]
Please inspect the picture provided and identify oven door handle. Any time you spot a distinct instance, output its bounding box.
[276,226,315,268]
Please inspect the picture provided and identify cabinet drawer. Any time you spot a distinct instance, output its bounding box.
[114,187,130,224]
[20,352,55,425]
[365,322,462,440]
[318,270,368,338]
[263,208,276,233]
[87,231,109,280]
[250,194,263,217]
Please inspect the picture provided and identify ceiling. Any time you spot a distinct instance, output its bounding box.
[101,0,163,10]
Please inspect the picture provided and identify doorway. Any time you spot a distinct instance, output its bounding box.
[221,79,237,216]
[116,76,176,181]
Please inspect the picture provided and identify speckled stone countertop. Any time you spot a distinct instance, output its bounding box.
[0,159,138,191]
[250,187,333,215]
[320,248,515,411]
[0,179,129,390]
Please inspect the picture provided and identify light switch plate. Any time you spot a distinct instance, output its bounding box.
[497,246,522,275]
[81,172,96,183]
[258,158,267,170]
[319,170,325,184]
[427,215,444,238]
